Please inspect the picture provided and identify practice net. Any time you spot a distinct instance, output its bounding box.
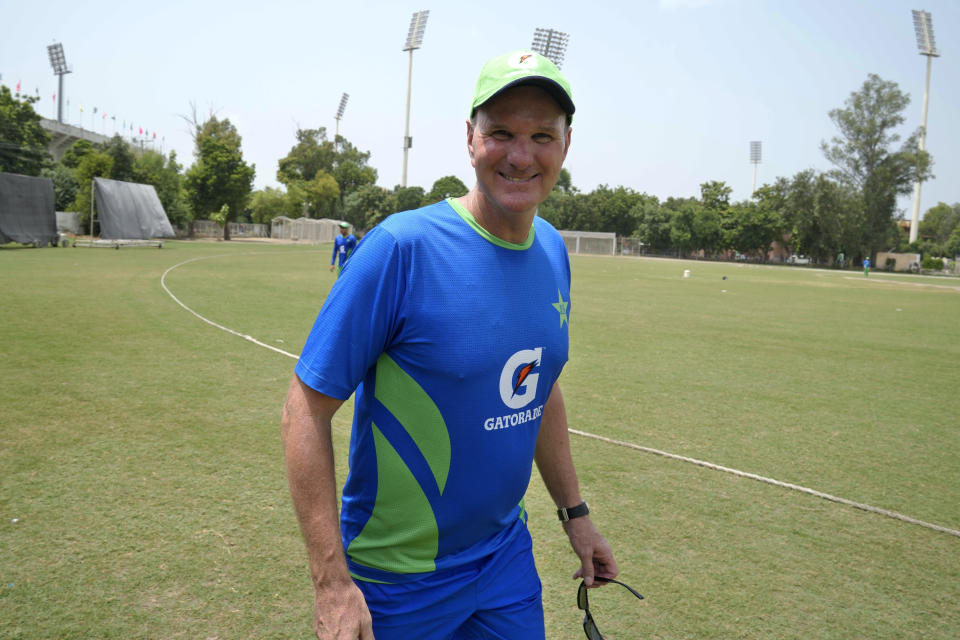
[271,217,344,243]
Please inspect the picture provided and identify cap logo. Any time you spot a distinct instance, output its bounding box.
[509,52,539,69]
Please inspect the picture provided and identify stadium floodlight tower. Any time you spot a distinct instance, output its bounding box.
[908,9,940,244]
[401,9,429,188]
[47,42,72,124]
[335,92,349,139]
[531,28,569,69]
[750,141,762,196]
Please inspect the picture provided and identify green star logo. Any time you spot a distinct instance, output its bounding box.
[552,289,569,327]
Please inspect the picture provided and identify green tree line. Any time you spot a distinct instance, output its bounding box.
[2,74,957,258]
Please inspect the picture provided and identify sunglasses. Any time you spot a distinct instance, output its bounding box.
[577,576,644,640]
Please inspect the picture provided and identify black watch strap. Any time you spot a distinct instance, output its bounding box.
[557,501,589,522]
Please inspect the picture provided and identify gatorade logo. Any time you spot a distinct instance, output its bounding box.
[509,52,541,70]
[498,348,543,410]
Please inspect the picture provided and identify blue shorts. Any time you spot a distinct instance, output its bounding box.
[355,525,544,640]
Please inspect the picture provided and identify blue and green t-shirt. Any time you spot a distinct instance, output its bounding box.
[295,198,571,583]
[331,233,357,267]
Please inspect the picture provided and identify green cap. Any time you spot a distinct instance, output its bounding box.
[338,221,350,229]
[470,50,574,120]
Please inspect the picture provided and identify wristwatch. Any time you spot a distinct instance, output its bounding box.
[557,501,590,522]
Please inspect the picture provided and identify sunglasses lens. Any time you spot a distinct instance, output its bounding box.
[583,614,604,640]
[577,583,588,610]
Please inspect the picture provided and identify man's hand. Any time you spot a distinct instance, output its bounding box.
[563,516,618,587]
[329,264,335,272]
[313,580,375,639]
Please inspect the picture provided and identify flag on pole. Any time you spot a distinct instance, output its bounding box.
[138,126,143,135]
[79,104,84,112]
[153,132,156,139]
[53,93,56,101]
[102,112,107,119]
[93,107,98,114]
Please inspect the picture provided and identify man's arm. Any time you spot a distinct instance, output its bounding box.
[281,374,373,640]
[330,241,338,271]
[534,381,618,587]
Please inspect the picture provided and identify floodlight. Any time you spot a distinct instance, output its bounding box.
[912,10,939,57]
[404,10,429,51]
[908,10,940,243]
[531,28,569,69]
[335,92,349,138]
[401,10,429,187]
[750,141,762,196]
[46,42,72,124]
[47,43,70,75]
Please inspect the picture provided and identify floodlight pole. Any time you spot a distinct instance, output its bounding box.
[750,141,762,196]
[402,48,414,186]
[909,9,939,244]
[401,10,429,188]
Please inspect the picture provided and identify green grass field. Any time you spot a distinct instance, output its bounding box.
[2,240,958,639]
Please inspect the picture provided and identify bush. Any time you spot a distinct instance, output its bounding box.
[921,256,944,271]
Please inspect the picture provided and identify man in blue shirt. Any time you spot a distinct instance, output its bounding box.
[283,50,618,640]
[330,222,357,276]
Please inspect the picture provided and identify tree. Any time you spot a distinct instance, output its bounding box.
[697,181,732,255]
[554,168,576,195]
[692,205,723,255]
[632,197,672,252]
[946,224,960,259]
[580,185,648,237]
[821,74,932,258]
[537,190,579,231]
[61,139,94,169]
[918,202,960,248]
[344,184,392,230]
[392,185,425,213]
[667,198,702,257]
[277,129,377,213]
[249,187,288,225]
[277,128,335,184]
[184,116,255,240]
[423,175,468,205]
[726,200,783,261]
[302,170,340,219]
[40,164,79,211]
[98,135,136,182]
[700,180,732,212]
[70,151,114,229]
[0,85,50,175]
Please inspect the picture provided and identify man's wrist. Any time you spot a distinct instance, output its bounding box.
[557,501,589,522]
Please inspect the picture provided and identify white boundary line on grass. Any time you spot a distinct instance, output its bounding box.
[160,253,300,360]
[161,252,960,540]
[569,429,960,539]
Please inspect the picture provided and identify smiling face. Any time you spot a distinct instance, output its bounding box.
[464,85,571,240]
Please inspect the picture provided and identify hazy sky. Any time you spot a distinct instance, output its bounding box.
[4,0,958,217]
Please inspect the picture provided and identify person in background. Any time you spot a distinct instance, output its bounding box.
[330,221,357,276]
